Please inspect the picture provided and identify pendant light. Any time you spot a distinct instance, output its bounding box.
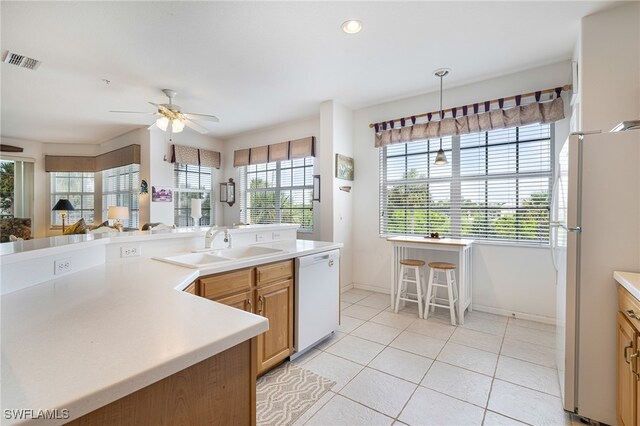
[434,68,450,165]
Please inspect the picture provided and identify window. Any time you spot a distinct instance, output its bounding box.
[240,157,314,232]
[173,163,214,227]
[51,172,95,225]
[102,164,140,228]
[380,123,553,245]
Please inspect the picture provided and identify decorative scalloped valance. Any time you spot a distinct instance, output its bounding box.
[374,89,566,148]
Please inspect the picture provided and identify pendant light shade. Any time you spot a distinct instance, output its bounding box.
[435,146,448,164]
[172,119,185,133]
[433,68,451,165]
[155,116,169,131]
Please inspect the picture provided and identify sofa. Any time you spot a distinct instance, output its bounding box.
[0,218,32,243]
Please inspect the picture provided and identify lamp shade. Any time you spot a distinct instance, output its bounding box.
[435,148,448,165]
[190,198,202,218]
[107,206,129,220]
[52,199,75,211]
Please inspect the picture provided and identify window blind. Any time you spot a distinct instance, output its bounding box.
[173,163,214,227]
[240,157,314,232]
[51,172,95,225]
[102,164,140,228]
[379,123,552,245]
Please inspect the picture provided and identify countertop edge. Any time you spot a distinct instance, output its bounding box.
[615,270,640,300]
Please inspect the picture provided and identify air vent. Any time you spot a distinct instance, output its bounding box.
[3,51,41,71]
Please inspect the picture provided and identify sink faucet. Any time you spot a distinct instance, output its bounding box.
[205,226,230,249]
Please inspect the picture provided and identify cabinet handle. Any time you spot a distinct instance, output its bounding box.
[329,260,334,267]
[630,351,640,380]
[247,299,252,312]
[258,296,264,314]
[626,310,640,320]
[624,343,633,364]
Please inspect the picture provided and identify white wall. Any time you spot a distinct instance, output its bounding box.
[220,116,320,236]
[145,128,224,226]
[319,101,354,289]
[580,2,640,132]
[352,60,571,320]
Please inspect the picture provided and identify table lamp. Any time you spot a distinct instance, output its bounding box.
[52,199,75,232]
[190,198,202,228]
[107,206,129,231]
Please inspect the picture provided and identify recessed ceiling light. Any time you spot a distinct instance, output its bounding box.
[341,20,362,34]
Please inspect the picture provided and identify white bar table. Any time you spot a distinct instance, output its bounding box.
[388,236,474,325]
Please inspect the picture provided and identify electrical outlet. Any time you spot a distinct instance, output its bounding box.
[120,245,140,258]
[54,258,72,275]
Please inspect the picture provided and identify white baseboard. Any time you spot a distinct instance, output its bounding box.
[352,283,390,294]
[472,304,556,325]
[340,283,354,292]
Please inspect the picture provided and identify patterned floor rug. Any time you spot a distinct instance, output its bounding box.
[257,362,335,426]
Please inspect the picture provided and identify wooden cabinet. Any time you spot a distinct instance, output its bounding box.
[195,260,294,375]
[256,279,293,374]
[217,290,254,313]
[618,286,640,426]
[183,281,196,294]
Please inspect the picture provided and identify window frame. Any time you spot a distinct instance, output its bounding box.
[173,163,215,227]
[50,171,96,227]
[379,124,554,246]
[102,164,140,229]
[240,157,314,233]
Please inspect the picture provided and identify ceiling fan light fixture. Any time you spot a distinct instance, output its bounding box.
[172,119,185,133]
[155,116,169,131]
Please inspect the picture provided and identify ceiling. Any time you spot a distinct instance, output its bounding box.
[0,1,617,144]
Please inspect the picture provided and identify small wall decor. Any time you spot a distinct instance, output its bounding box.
[140,179,148,194]
[335,154,354,181]
[312,175,321,202]
[339,186,352,193]
[151,186,173,202]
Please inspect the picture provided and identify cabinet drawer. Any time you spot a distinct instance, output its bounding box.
[256,260,293,286]
[216,290,254,313]
[619,285,640,330]
[200,268,253,300]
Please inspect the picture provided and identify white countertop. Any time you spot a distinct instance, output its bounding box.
[1,239,341,425]
[615,271,640,300]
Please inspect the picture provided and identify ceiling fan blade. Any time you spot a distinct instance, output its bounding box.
[110,110,156,114]
[183,112,220,123]
[183,119,208,134]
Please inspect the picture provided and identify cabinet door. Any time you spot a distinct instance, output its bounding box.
[617,312,637,426]
[216,290,254,313]
[256,279,293,374]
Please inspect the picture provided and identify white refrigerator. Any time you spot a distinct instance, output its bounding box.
[553,130,640,424]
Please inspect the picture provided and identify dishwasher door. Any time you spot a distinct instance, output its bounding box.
[293,249,340,357]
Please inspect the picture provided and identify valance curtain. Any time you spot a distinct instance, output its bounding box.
[233,136,315,167]
[45,145,141,172]
[374,95,565,148]
[170,144,221,169]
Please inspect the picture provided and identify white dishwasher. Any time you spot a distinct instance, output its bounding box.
[291,249,340,359]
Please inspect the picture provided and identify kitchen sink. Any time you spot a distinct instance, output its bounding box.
[155,252,231,269]
[155,246,285,268]
[211,246,284,259]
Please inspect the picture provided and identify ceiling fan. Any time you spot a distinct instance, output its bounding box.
[110,89,219,134]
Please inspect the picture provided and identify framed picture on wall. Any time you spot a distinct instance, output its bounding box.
[151,186,173,202]
[335,154,354,181]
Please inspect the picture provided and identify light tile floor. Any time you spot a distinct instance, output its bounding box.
[286,289,584,426]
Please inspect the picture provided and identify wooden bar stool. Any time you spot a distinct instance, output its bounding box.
[395,259,426,318]
[425,262,458,325]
